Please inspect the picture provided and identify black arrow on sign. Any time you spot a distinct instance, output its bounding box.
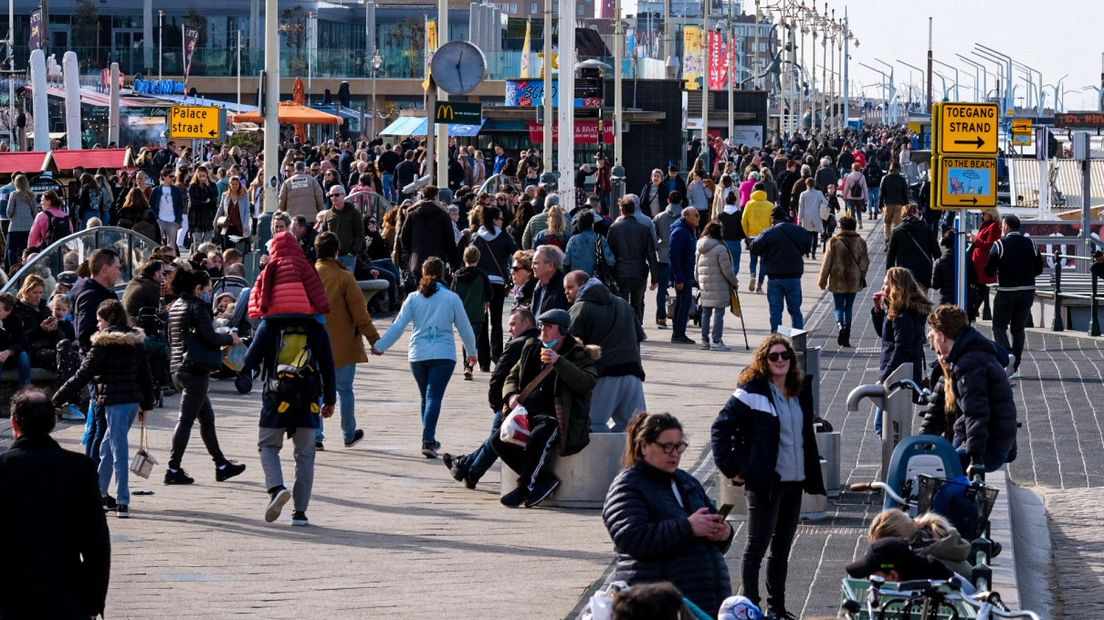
[957,196,978,204]
[208,129,217,137]
[954,136,985,148]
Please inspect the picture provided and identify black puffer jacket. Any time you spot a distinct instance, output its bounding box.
[887,216,940,288]
[168,294,233,375]
[711,375,826,498]
[53,326,155,410]
[945,327,1017,465]
[603,460,733,615]
[872,307,927,385]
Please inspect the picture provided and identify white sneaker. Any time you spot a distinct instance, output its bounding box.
[1010,369,1021,380]
[700,341,712,350]
[711,341,730,351]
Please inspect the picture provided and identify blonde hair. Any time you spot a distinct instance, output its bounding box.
[48,293,70,311]
[546,205,566,236]
[868,509,918,543]
[17,274,46,301]
[463,245,481,266]
[885,267,933,320]
[915,512,956,538]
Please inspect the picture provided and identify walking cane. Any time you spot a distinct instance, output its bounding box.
[729,286,750,350]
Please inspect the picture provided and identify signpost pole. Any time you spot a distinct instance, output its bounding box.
[955,211,968,312]
[108,63,120,146]
[542,0,552,166]
[263,0,280,213]
[557,0,575,212]
[426,87,436,183]
[436,0,449,190]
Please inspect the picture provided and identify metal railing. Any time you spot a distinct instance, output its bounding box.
[1,227,159,299]
[1039,251,1101,336]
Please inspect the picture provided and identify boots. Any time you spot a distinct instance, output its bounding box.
[837,325,852,348]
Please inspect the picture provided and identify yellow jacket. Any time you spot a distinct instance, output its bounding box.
[741,190,775,238]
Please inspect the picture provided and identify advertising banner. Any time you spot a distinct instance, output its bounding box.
[527,120,615,144]
[707,30,728,91]
[682,25,702,91]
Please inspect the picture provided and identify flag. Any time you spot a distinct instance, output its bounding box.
[422,18,438,92]
[29,8,43,52]
[707,30,728,91]
[519,19,532,78]
[682,25,702,90]
[183,26,199,84]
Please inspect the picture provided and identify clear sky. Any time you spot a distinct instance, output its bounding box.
[841,0,1102,111]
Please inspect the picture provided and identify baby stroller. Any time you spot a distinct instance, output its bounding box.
[842,436,1037,620]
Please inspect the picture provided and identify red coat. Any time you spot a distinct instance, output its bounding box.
[971,220,1001,285]
[249,231,331,319]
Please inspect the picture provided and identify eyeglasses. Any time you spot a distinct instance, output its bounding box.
[767,351,793,362]
[653,441,689,455]
[328,193,343,198]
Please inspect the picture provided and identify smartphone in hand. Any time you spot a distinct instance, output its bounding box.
[717,503,735,519]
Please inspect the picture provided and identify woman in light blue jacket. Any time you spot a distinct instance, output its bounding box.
[563,210,614,276]
[374,257,478,458]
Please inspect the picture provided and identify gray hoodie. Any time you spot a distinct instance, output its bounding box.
[653,203,681,264]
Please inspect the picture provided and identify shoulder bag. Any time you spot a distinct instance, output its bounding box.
[837,237,868,289]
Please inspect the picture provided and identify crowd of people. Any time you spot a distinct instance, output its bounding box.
[0,123,1041,620]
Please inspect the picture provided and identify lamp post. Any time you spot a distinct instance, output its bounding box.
[158,10,163,80]
[932,59,959,101]
[957,54,986,101]
[370,48,382,137]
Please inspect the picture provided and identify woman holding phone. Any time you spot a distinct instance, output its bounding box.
[711,335,825,620]
[603,412,734,615]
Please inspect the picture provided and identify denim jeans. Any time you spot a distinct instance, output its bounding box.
[725,241,742,275]
[6,230,28,270]
[672,283,693,337]
[956,445,1012,475]
[373,258,402,308]
[461,409,504,483]
[766,278,804,333]
[867,187,881,216]
[2,349,30,387]
[701,306,725,343]
[317,363,358,444]
[84,384,106,465]
[747,239,766,286]
[338,254,356,272]
[832,292,857,329]
[410,359,456,446]
[742,481,804,612]
[382,173,395,202]
[654,263,670,321]
[99,403,139,505]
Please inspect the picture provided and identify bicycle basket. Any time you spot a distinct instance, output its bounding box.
[916,475,999,540]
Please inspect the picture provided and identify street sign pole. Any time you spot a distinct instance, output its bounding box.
[263,0,280,214]
[955,211,968,312]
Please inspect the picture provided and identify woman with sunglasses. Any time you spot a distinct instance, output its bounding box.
[711,335,825,620]
[603,412,733,615]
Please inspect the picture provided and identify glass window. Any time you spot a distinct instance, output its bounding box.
[530,3,539,13]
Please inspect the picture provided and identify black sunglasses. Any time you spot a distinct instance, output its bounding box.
[768,351,793,362]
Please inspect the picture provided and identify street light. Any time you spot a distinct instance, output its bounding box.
[370,48,382,137]
[932,59,959,101]
[158,10,164,80]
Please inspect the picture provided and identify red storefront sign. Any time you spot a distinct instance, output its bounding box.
[707,30,729,91]
[527,120,616,144]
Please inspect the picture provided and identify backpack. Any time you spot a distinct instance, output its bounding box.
[264,326,322,418]
[43,212,71,247]
[848,175,864,199]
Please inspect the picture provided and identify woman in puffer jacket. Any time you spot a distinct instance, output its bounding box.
[603,412,733,615]
[695,221,740,352]
[52,300,154,517]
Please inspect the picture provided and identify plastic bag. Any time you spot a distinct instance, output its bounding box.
[579,582,628,620]
[499,405,531,447]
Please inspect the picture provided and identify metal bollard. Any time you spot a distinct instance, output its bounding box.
[1090,269,1101,337]
[816,431,842,497]
[846,363,917,478]
[1053,249,1065,332]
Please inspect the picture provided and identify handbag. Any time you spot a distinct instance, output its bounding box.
[129,416,158,479]
[498,361,557,447]
[183,330,223,372]
[593,234,620,296]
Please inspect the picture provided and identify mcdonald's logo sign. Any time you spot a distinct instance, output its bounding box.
[434,101,482,125]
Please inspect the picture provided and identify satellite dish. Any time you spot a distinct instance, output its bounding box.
[430,41,487,95]
[403,174,432,195]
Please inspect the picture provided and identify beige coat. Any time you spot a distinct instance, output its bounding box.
[695,237,740,308]
[818,230,870,294]
[316,258,380,368]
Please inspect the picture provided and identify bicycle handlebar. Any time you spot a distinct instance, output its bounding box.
[848,480,910,507]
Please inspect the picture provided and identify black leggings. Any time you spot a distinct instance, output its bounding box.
[740,481,804,612]
[477,283,507,370]
[168,369,228,470]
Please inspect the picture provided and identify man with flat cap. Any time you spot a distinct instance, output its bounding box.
[494,308,599,509]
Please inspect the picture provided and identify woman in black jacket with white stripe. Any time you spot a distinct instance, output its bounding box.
[711,335,825,620]
[603,412,733,615]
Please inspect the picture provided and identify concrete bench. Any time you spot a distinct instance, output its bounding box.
[358,279,389,306]
[500,432,626,509]
[1031,274,1102,332]
[0,368,59,417]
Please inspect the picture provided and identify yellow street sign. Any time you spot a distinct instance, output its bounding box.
[936,156,997,209]
[168,105,223,140]
[937,102,999,155]
[1011,118,1033,135]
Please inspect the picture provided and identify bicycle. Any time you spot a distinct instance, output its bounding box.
[840,576,1040,620]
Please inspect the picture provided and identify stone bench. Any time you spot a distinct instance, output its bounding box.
[359,279,389,306]
[0,368,59,417]
[500,432,626,509]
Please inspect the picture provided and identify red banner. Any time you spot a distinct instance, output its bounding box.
[527,120,616,144]
[707,30,728,91]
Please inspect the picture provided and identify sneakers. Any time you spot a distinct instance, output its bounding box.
[116,504,129,519]
[463,369,473,381]
[767,609,796,620]
[344,429,365,448]
[216,461,247,482]
[656,319,669,330]
[442,453,467,482]
[710,341,730,351]
[1010,369,1021,380]
[524,475,561,508]
[315,441,325,451]
[671,334,696,345]
[265,487,292,523]
[748,279,756,292]
[163,468,195,485]
[500,486,528,508]
[421,442,439,459]
[754,284,764,294]
[291,511,309,526]
[102,494,118,512]
[700,341,712,350]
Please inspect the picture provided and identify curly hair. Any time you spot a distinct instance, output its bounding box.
[738,335,804,398]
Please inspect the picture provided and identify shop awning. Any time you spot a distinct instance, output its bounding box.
[0,151,51,175]
[231,103,343,125]
[50,147,135,172]
[378,116,484,137]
